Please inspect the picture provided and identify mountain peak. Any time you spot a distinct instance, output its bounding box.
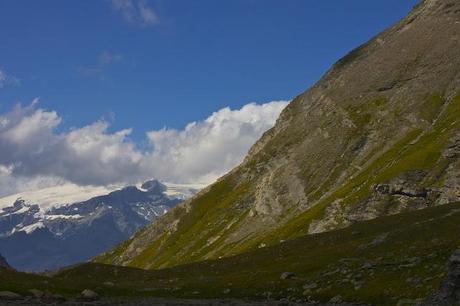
[140,180,167,194]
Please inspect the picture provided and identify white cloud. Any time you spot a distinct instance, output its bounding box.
[0,164,14,176]
[110,0,159,26]
[143,101,289,183]
[0,99,289,197]
[0,69,20,88]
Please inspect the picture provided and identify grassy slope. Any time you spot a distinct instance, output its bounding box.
[268,93,460,241]
[96,93,460,269]
[3,202,460,305]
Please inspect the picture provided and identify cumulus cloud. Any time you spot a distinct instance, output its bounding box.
[0,69,20,88]
[0,99,288,196]
[143,102,288,183]
[110,0,159,26]
[0,100,142,189]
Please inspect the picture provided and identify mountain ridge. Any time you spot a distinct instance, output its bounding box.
[96,0,460,270]
[0,180,200,271]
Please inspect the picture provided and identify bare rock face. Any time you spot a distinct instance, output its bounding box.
[97,0,460,269]
[423,249,460,305]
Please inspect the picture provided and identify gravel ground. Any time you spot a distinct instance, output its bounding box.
[0,297,368,306]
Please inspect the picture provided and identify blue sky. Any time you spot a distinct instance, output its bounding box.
[0,0,420,194]
[0,0,417,138]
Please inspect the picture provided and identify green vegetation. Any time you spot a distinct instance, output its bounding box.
[2,203,460,305]
[272,93,460,241]
[124,176,254,268]
[346,96,389,128]
[420,94,445,123]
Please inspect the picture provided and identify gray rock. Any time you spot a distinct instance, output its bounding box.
[28,288,44,298]
[370,233,388,246]
[81,289,99,300]
[450,249,460,263]
[0,291,22,300]
[397,298,419,305]
[50,294,66,302]
[361,261,374,270]
[329,294,342,303]
[280,272,296,280]
[302,282,318,290]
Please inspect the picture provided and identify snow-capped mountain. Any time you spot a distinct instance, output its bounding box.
[0,180,202,272]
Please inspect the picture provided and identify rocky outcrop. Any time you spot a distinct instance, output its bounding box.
[423,249,460,305]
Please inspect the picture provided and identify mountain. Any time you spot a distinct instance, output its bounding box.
[0,252,9,268]
[96,0,460,270]
[0,180,200,272]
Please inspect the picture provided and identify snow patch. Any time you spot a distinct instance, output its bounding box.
[0,183,121,211]
[163,182,206,199]
[44,214,83,220]
[7,204,31,215]
[13,222,45,234]
[0,181,203,211]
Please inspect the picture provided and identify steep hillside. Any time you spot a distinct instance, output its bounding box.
[96,0,460,269]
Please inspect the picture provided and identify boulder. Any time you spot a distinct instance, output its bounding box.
[329,294,343,303]
[302,282,318,290]
[0,291,22,300]
[81,289,99,300]
[280,272,296,280]
[28,288,44,298]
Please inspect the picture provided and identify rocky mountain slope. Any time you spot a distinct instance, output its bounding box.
[97,0,460,270]
[0,180,198,272]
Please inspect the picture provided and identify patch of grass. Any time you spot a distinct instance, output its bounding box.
[345,96,389,128]
[125,176,253,269]
[420,94,445,123]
